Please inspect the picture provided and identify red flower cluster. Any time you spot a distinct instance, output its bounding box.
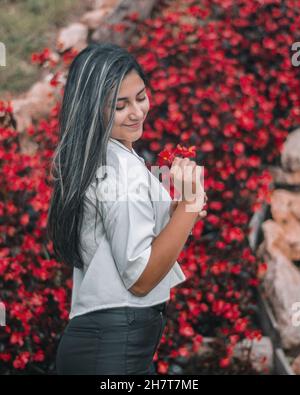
[1,0,300,374]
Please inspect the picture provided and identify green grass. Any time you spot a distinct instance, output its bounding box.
[0,0,84,99]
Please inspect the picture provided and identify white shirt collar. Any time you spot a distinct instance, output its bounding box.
[108,137,145,164]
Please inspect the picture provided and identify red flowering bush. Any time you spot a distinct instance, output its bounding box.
[1,0,300,374]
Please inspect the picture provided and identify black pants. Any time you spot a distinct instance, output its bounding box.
[55,302,168,375]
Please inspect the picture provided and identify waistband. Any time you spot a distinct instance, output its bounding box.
[75,301,168,320]
[150,301,167,313]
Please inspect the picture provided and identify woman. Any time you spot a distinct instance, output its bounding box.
[47,43,207,375]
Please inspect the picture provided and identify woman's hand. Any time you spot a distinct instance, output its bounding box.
[169,192,208,219]
[170,156,206,212]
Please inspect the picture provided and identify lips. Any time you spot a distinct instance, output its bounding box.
[124,121,142,128]
[124,122,141,126]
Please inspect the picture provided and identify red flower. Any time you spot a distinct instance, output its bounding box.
[157,360,169,374]
[263,37,276,50]
[0,353,12,362]
[233,142,245,155]
[179,322,195,337]
[127,12,140,22]
[257,262,268,278]
[32,350,45,362]
[178,346,190,358]
[234,318,249,333]
[206,292,215,303]
[201,141,214,152]
[20,213,30,226]
[2,0,298,375]
[219,357,231,368]
[13,352,30,370]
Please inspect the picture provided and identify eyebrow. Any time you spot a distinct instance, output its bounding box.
[117,86,146,101]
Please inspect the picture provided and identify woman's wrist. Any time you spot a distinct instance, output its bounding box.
[177,197,203,216]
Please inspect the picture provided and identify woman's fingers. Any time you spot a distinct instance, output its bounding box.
[170,157,208,209]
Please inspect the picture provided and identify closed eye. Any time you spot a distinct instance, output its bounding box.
[116,96,146,111]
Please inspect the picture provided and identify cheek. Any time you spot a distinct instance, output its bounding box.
[113,99,150,127]
[142,98,150,115]
[113,112,127,127]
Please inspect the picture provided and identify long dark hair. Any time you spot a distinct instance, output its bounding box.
[46,42,149,269]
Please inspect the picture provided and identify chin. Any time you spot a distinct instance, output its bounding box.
[127,127,143,137]
[133,129,143,140]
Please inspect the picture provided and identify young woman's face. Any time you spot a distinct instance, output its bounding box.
[105,70,150,151]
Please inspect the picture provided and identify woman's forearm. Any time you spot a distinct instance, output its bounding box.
[129,200,199,296]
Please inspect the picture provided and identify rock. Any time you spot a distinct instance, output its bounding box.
[10,98,32,132]
[270,190,300,260]
[292,354,300,375]
[257,220,294,260]
[9,69,61,132]
[283,217,300,261]
[27,78,55,105]
[92,0,158,44]
[85,0,100,8]
[234,337,273,373]
[259,224,300,350]
[291,196,300,221]
[11,79,56,132]
[56,23,88,53]
[19,133,38,156]
[268,165,300,186]
[281,128,300,172]
[80,9,112,30]
[271,190,297,225]
[94,0,120,9]
[271,189,300,225]
[195,336,273,373]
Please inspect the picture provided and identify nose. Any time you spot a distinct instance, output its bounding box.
[129,102,144,121]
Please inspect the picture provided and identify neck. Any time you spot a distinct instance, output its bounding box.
[110,137,133,152]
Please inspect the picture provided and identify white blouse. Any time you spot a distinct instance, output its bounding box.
[69,136,186,320]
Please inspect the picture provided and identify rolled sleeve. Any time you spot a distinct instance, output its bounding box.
[98,188,156,291]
